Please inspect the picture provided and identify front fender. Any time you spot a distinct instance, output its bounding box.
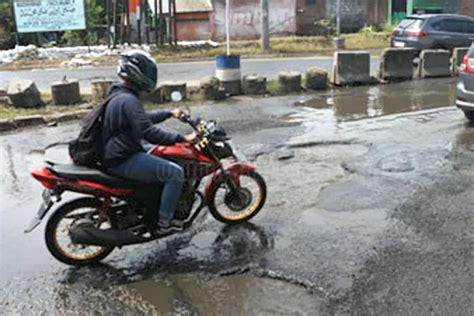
[203,162,257,205]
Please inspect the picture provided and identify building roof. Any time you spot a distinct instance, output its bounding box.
[147,0,213,14]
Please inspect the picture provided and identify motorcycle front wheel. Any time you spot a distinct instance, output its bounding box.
[45,198,114,266]
[208,171,267,224]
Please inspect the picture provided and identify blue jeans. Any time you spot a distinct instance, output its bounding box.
[107,152,184,221]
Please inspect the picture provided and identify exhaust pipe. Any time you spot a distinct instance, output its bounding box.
[70,224,145,247]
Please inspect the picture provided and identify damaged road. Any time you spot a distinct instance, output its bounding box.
[1,77,473,314]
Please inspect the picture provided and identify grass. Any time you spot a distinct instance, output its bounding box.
[149,33,390,62]
[266,80,281,94]
[0,91,208,120]
[0,104,84,119]
[0,93,92,120]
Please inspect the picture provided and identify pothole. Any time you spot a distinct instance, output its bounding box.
[376,153,415,173]
[127,272,324,315]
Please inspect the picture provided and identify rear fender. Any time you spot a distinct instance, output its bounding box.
[203,162,256,204]
[31,167,61,189]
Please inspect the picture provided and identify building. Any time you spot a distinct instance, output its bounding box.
[125,0,473,43]
[210,0,370,41]
[387,0,472,24]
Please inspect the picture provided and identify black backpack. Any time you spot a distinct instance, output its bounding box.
[68,92,121,168]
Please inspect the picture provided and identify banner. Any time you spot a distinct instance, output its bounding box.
[13,0,86,33]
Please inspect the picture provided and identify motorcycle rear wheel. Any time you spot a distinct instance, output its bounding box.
[208,171,267,224]
[45,198,114,266]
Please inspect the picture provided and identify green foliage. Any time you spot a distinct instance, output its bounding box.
[63,0,104,46]
[0,2,14,49]
[359,24,377,37]
[382,23,394,33]
[314,18,337,39]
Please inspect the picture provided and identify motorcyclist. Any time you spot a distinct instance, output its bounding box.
[102,50,196,233]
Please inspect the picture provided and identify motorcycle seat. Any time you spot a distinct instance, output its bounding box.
[47,163,147,189]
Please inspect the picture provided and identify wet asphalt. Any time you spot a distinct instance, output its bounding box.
[1,77,474,315]
[0,56,381,92]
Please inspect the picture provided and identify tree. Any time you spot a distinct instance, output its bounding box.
[0,2,14,49]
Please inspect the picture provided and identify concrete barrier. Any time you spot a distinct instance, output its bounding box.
[51,79,81,105]
[200,76,225,100]
[0,96,11,106]
[305,67,327,90]
[278,71,302,93]
[242,74,267,95]
[91,79,114,101]
[161,81,187,102]
[330,51,371,86]
[452,47,470,75]
[378,48,415,82]
[7,79,43,108]
[144,86,163,104]
[417,49,451,78]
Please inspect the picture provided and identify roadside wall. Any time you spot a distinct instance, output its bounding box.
[176,12,213,41]
[295,0,326,35]
[460,0,474,17]
[367,0,389,25]
[211,0,297,41]
[326,0,368,32]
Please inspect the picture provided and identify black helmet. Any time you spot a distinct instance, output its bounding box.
[117,50,157,93]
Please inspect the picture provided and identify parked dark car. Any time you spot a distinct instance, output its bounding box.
[391,14,474,51]
[456,43,474,121]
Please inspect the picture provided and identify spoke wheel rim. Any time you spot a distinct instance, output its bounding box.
[53,207,109,261]
[214,175,263,221]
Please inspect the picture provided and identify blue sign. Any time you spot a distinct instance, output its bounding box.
[13,0,86,33]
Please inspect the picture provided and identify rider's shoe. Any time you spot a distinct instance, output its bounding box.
[156,218,184,234]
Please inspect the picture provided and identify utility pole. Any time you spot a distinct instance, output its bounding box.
[106,0,111,48]
[126,0,131,44]
[154,0,158,44]
[112,0,117,48]
[261,0,269,51]
[172,0,177,45]
[168,0,172,45]
[137,0,142,45]
[10,0,20,46]
[336,0,341,37]
[144,0,150,44]
[159,0,164,45]
[225,0,230,55]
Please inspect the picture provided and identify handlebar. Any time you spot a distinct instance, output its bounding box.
[179,113,200,131]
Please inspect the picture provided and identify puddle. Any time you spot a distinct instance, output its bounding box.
[298,78,457,121]
[128,273,322,315]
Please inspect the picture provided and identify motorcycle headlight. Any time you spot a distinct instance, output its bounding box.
[210,141,233,159]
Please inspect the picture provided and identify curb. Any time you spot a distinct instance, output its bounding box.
[0,109,89,134]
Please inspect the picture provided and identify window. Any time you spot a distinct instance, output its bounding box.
[398,18,424,30]
[431,20,444,31]
[443,19,465,33]
[463,21,474,34]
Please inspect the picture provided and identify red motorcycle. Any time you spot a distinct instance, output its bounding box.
[25,114,267,266]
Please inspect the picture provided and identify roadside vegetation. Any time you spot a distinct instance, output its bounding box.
[149,32,390,62]
[0,92,206,120]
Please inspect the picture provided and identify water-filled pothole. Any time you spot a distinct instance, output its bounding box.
[127,273,323,314]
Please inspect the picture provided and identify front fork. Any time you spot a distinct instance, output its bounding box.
[204,162,257,205]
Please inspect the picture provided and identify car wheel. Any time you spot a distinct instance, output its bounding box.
[463,111,474,121]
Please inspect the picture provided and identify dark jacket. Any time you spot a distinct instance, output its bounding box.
[102,83,184,167]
